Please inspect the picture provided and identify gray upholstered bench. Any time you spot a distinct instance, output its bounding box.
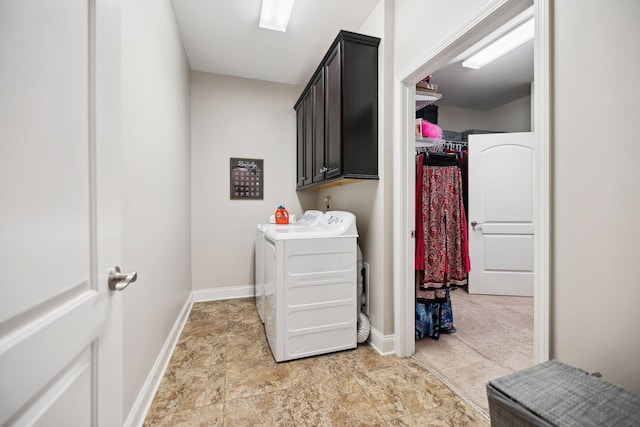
[487,360,640,426]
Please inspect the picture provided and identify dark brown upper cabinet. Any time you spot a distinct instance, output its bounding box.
[294,31,380,190]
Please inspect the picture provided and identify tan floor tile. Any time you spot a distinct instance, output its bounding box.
[227,298,256,315]
[225,357,294,400]
[223,392,281,426]
[181,318,228,339]
[329,343,405,373]
[167,335,227,372]
[321,382,389,426]
[225,381,385,427]
[390,396,489,426]
[226,330,271,362]
[227,317,264,337]
[152,364,226,415]
[228,297,260,321]
[355,364,444,420]
[168,403,225,427]
[145,298,490,426]
[191,299,228,314]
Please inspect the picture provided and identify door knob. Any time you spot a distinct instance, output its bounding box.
[108,266,138,291]
[471,221,478,228]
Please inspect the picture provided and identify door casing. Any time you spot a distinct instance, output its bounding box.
[392,0,550,364]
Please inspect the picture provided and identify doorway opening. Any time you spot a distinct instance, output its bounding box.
[392,0,550,417]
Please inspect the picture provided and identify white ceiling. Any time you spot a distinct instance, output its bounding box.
[170,0,380,86]
[170,0,533,111]
[431,39,534,111]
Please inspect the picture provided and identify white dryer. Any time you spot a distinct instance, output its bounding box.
[255,210,324,323]
[263,211,359,362]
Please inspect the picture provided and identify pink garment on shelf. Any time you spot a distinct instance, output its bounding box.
[421,120,443,139]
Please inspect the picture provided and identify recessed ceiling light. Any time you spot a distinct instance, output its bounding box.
[259,0,295,32]
[462,14,534,70]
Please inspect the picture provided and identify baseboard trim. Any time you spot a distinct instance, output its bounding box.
[124,295,193,427]
[368,326,395,356]
[192,285,254,302]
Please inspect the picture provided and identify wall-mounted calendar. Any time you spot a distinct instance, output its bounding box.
[230,158,263,200]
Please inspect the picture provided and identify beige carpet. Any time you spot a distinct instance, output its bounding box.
[413,288,534,416]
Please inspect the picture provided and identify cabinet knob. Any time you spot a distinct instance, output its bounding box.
[320,167,328,173]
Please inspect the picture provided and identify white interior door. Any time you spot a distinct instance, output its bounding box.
[468,132,535,296]
[0,1,124,425]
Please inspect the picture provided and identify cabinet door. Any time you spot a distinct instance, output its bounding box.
[295,103,305,188]
[303,90,313,186]
[325,43,342,179]
[312,68,325,182]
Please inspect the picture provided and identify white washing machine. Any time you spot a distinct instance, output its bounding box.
[263,211,359,362]
[255,210,324,323]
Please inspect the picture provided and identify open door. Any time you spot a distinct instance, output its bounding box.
[0,1,125,425]
[468,132,535,296]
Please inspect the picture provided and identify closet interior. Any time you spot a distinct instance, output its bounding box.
[414,77,472,341]
[412,73,535,415]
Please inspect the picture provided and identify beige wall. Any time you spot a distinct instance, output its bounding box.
[552,0,640,392]
[121,0,192,418]
[314,0,395,339]
[118,0,640,401]
[439,95,532,133]
[396,0,640,393]
[190,72,307,291]
[392,0,499,343]
[394,0,495,75]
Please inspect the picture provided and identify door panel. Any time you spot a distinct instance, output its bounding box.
[0,0,122,425]
[484,235,534,271]
[483,145,534,222]
[468,132,535,296]
[0,0,91,325]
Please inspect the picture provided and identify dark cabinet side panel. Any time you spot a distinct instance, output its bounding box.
[342,41,378,178]
[303,91,313,187]
[295,103,305,188]
[312,69,325,183]
[325,43,342,180]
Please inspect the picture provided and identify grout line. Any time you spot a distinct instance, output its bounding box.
[411,356,490,421]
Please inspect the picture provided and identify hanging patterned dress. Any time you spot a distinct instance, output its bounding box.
[415,152,469,339]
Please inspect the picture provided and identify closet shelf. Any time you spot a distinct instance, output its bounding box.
[416,137,444,147]
[416,137,468,150]
[416,90,442,112]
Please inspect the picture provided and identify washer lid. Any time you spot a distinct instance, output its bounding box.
[297,210,325,225]
[264,211,358,240]
[257,210,325,231]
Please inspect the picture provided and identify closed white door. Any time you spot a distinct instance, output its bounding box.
[0,1,125,425]
[468,132,535,296]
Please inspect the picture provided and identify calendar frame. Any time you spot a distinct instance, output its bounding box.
[230,157,264,200]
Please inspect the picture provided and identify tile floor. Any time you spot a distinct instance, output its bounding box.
[144,298,490,426]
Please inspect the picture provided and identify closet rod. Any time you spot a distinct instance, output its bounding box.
[415,139,467,153]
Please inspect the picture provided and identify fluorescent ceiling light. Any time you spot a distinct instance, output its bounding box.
[462,18,534,69]
[259,0,295,32]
